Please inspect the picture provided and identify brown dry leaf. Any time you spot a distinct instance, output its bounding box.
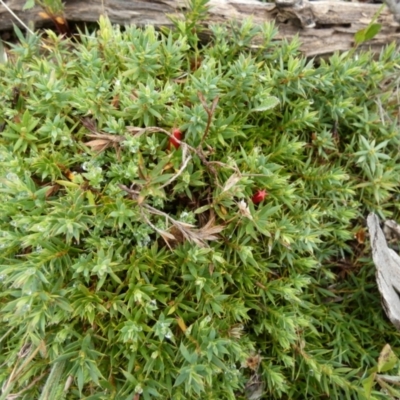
[228,324,244,340]
[162,162,174,172]
[111,94,120,108]
[81,118,98,134]
[84,138,111,153]
[131,91,138,100]
[190,55,203,71]
[38,11,50,19]
[354,227,365,244]
[126,126,146,137]
[210,96,219,114]
[255,281,266,290]
[166,214,224,247]
[85,134,124,154]
[82,119,124,155]
[140,210,176,250]
[142,205,224,248]
[246,354,262,371]
[173,77,188,84]
[196,215,224,241]
[45,184,60,198]
[159,230,176,242]
[198,91,208,112]
[163,218,223,248]
[55,16,66,25]
[166,225,185,246]
[65,169,74,181]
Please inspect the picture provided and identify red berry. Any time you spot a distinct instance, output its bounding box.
[168,128,182,150]
[252,189,268,204]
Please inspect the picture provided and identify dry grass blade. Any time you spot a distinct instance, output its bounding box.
[82,118,125,154]
[165,215,223,247]
[141,205,224,247]
[161,147,192,189]
[85,138,112,153]
[85,133,124,153]
[196,215,224,241]
[222,173,241,193]
[126,126,147,137]
[81,118,99,134]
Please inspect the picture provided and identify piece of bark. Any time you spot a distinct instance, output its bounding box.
[0,0,400,57]
[367,213,400,331]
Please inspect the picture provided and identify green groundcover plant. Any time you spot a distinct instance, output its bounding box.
[1,1,400,398]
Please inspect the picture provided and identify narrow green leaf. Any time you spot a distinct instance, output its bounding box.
[179,343,192,363]
[251,96,280,112]
[364,23,381,41]
[354,29,366,45]
[22,0,35,10]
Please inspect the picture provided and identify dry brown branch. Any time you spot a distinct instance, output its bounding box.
[198,92,219,148]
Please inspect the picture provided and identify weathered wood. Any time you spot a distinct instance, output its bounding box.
[367,213,400,332]
[0,0,399,57]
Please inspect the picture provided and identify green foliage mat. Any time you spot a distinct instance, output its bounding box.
[1,5,400,399]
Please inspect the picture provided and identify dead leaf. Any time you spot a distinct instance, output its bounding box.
[222,173,241,193]
[111,94,120,108]
[176,317,187,333]
[255,281,266,290]
[378,343,398,373]
[367,213,400,331]
[198,91,208,112]
[45,184,60,198]
[84,138,112,153]
[238,200,253,220]
[139,205,224,248]
[82,119,123,155]
[246,354,261,371]
[195,215,224,242]
[55,16,66,25]
[126,126,146,137]
[244,372,265,400]
[38,11,50,19]
[85,134,124,154]
[228,324,244,340]
[211,96,219,114]
[219,205,228,215]
[190,56,203,71]
[355,227,365,244]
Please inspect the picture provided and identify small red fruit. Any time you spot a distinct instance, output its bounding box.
[167,128,182,150]
[251,189,268,204]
